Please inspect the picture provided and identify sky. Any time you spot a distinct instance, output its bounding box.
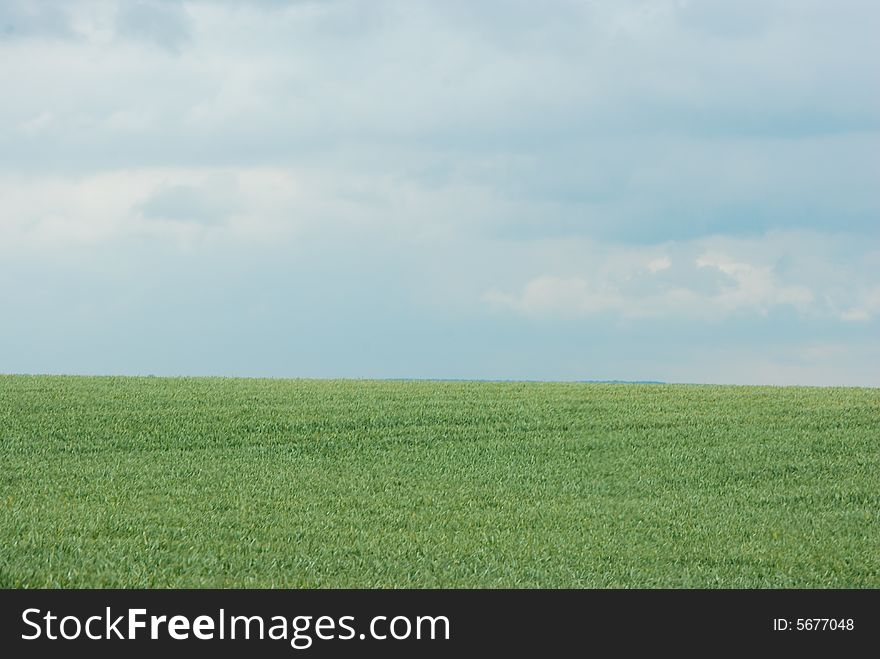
[1,0,878,385]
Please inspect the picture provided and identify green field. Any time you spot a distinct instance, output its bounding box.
[1,375,878,588]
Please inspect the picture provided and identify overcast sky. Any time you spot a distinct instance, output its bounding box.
[1,0,878,385]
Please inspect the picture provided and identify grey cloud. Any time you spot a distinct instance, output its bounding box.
[675,0,774,37]
[0,0,878,245]
[116,0,193,53]
[0,0,76,40]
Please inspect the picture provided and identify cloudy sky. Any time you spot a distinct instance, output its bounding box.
[1,0,878,385]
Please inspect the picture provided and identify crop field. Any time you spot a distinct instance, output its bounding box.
[1,375,878,588]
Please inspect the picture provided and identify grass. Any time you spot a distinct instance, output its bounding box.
[1,375,878,588]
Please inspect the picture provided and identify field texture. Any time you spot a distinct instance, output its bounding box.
[1,376,878,588]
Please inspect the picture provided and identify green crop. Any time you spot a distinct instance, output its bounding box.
[1,375,878,588]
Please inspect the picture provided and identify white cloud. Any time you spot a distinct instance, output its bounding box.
[0,168,296,250]
[0,163,516,254]
[138,174,241,224]
[840,286,880,322]
[647,256,671,273]
[695,252,813,313]
[485,276,625,316]
[485,245,841,321]
[18,111,54,136]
